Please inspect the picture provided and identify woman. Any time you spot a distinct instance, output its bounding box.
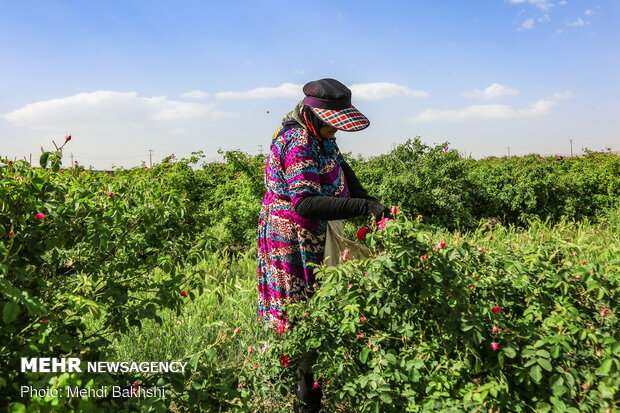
[257,78,390,412]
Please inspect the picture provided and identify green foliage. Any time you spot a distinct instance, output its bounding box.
[0,151,212,410]
[350,138,620,230]
[351,138,478,229]
[197,151,265,250]
[258,214,620,411]
[2,139,620,411]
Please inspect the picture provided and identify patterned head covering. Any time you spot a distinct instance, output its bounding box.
[302,78,370,132]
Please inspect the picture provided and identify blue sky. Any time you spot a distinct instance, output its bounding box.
[1,0,618,168]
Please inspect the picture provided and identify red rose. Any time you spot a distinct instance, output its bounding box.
[279,355,291,367]
[356,227,368,240]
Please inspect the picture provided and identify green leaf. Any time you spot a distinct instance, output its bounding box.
[359,347,371,364]
[538,358,553,372]
[379,393,393,404]
[39,152,51,169]
[8,402,26,413]
[529,365,542,383]
[384,352,397,364]
[598,358,613,376]
[3,301,20,324]
[503,347,517,358]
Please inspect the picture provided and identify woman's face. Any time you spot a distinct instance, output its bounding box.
[319,125,337,140]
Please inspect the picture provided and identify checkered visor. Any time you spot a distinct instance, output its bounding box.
[311,106,370,131]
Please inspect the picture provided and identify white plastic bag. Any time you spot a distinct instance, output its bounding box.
[324,220,371,267]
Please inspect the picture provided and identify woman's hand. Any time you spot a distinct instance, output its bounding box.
[366,200,392,220]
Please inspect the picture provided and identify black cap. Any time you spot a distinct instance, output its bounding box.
[302,78,352,110]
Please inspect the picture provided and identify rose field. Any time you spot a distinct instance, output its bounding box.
[1,139,619,412]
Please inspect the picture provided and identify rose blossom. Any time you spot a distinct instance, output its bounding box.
[377,218,389,231]
[279,355,291,367]
[356,227,368,240]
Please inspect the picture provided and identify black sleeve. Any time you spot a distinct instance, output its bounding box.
[295,196,368,220]
[340,161,376,201]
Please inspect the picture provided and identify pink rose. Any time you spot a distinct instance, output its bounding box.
[436,241,446,249]
[35,213,46,220]
[342,249,350,261]
[492,326,500,333]
[420,254,428,262]
[390,205,398,215]
[490,342,499,351]
[377,218,390,231]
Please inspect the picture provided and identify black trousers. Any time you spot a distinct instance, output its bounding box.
[294,352,322,412]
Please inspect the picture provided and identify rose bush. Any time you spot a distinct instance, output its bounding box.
[0,150,220,410]
[251,214,619,411]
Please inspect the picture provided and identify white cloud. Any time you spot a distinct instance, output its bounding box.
[463,83,520,100]
[349,82,430,101]
[215,83,302,99]
[507,0,554,11]
[409,91,573,122]
[520,18,535,29]
[567,17,587,27]
[214,81,429,101]
[181,90,209,99]
[538,14,550,23]
[2,91,233,130]
[584,9,594,16]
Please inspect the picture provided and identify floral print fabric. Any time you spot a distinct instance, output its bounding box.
[257,124,349,323]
